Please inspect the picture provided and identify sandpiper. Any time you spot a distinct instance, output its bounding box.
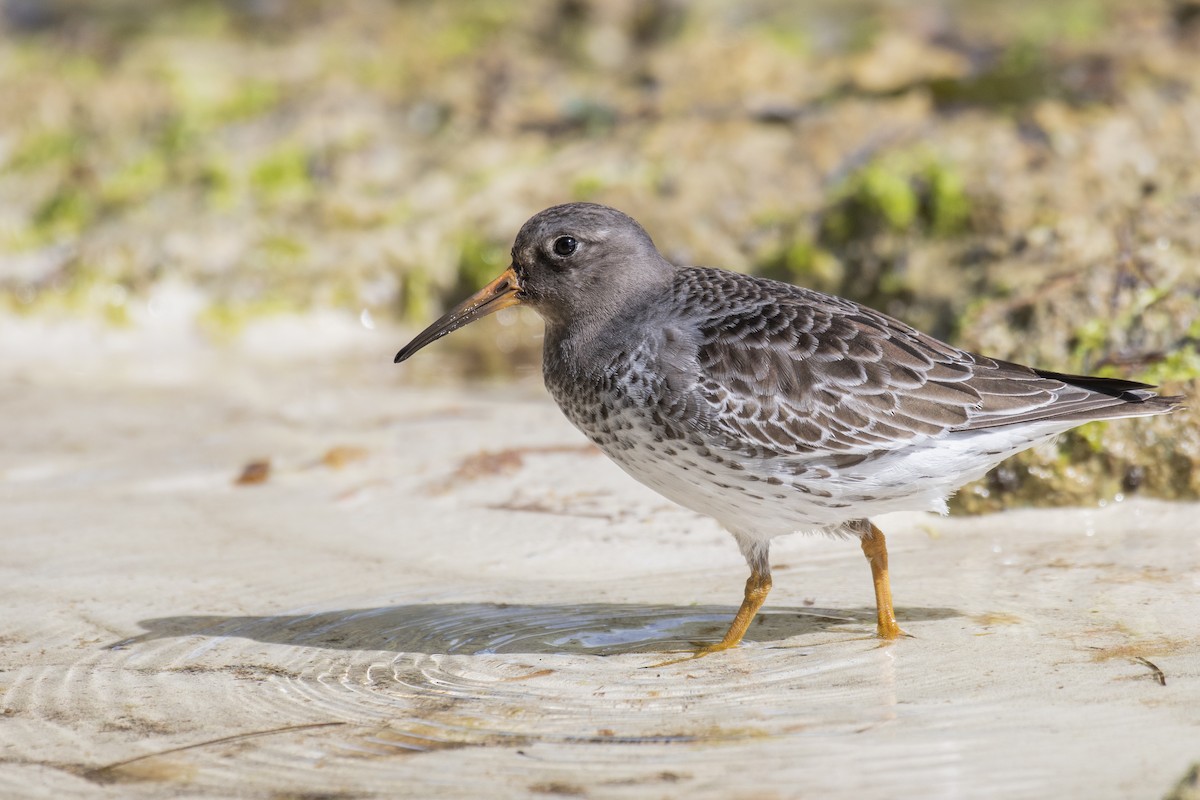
[395,202,1180,659]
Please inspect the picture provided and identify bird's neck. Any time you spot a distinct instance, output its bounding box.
[542,281,672,380]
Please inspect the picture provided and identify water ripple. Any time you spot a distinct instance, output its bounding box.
[2,596,1094,798]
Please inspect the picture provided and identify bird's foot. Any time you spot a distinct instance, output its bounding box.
[837,619,913,645]
[881,627,913,640]
[869,620,913,643]
[875,614,911,641]
[644,640,739,669]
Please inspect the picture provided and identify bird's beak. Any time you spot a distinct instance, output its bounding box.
[393,265,523,363]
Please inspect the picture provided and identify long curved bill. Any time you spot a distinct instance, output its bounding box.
[393,266,523,363]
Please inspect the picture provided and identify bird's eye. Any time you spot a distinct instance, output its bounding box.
[552,236,577,257]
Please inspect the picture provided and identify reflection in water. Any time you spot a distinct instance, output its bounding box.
[108,601,960,656]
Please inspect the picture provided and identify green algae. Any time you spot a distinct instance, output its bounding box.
[249,145,315,204]
[820,153,975,247]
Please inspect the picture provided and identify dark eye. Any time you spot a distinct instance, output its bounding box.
[553,236,577,257]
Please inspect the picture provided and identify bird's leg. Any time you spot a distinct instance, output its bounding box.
[648,566,771,667]
[695,565,773,655]
[859,521,905,639]
[649,538,771,667]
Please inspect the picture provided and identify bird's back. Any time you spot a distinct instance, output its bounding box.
[670,267,1179,455]
[542,266,1179,534]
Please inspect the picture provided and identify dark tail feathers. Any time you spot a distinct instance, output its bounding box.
[1034,368,1185,411]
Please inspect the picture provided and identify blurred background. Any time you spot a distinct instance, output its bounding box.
[1,0,1197,509]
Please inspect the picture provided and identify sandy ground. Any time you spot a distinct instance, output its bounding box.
[2,309,1199,799]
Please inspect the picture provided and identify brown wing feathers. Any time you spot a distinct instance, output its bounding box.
[679,269,1179,456]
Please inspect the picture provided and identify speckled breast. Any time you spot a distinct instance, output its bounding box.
[542,341,830,536]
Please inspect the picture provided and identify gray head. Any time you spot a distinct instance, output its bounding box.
[395,203,674,363]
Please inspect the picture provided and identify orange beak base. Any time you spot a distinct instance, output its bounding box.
[393,266,523,363]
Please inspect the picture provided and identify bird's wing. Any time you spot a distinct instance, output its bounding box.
[669,270,1166,457]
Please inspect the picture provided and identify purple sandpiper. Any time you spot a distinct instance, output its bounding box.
[395,203,1181,660]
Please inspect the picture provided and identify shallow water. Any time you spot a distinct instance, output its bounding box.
[1,325,1197,798]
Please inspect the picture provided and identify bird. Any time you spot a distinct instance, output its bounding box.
[394,202,1181,660]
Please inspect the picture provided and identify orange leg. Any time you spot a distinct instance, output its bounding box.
[860,522,906,639]
[697,567,772,654]
[651,566,771,666]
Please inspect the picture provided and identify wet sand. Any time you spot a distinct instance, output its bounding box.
[2,313,1198,799]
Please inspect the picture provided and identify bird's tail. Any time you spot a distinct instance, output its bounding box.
[1032,368,1185,423]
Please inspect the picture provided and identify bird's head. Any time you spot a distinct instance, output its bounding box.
[394,202,673,364]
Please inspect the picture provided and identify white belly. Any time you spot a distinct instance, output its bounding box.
[587,407,1072,541]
